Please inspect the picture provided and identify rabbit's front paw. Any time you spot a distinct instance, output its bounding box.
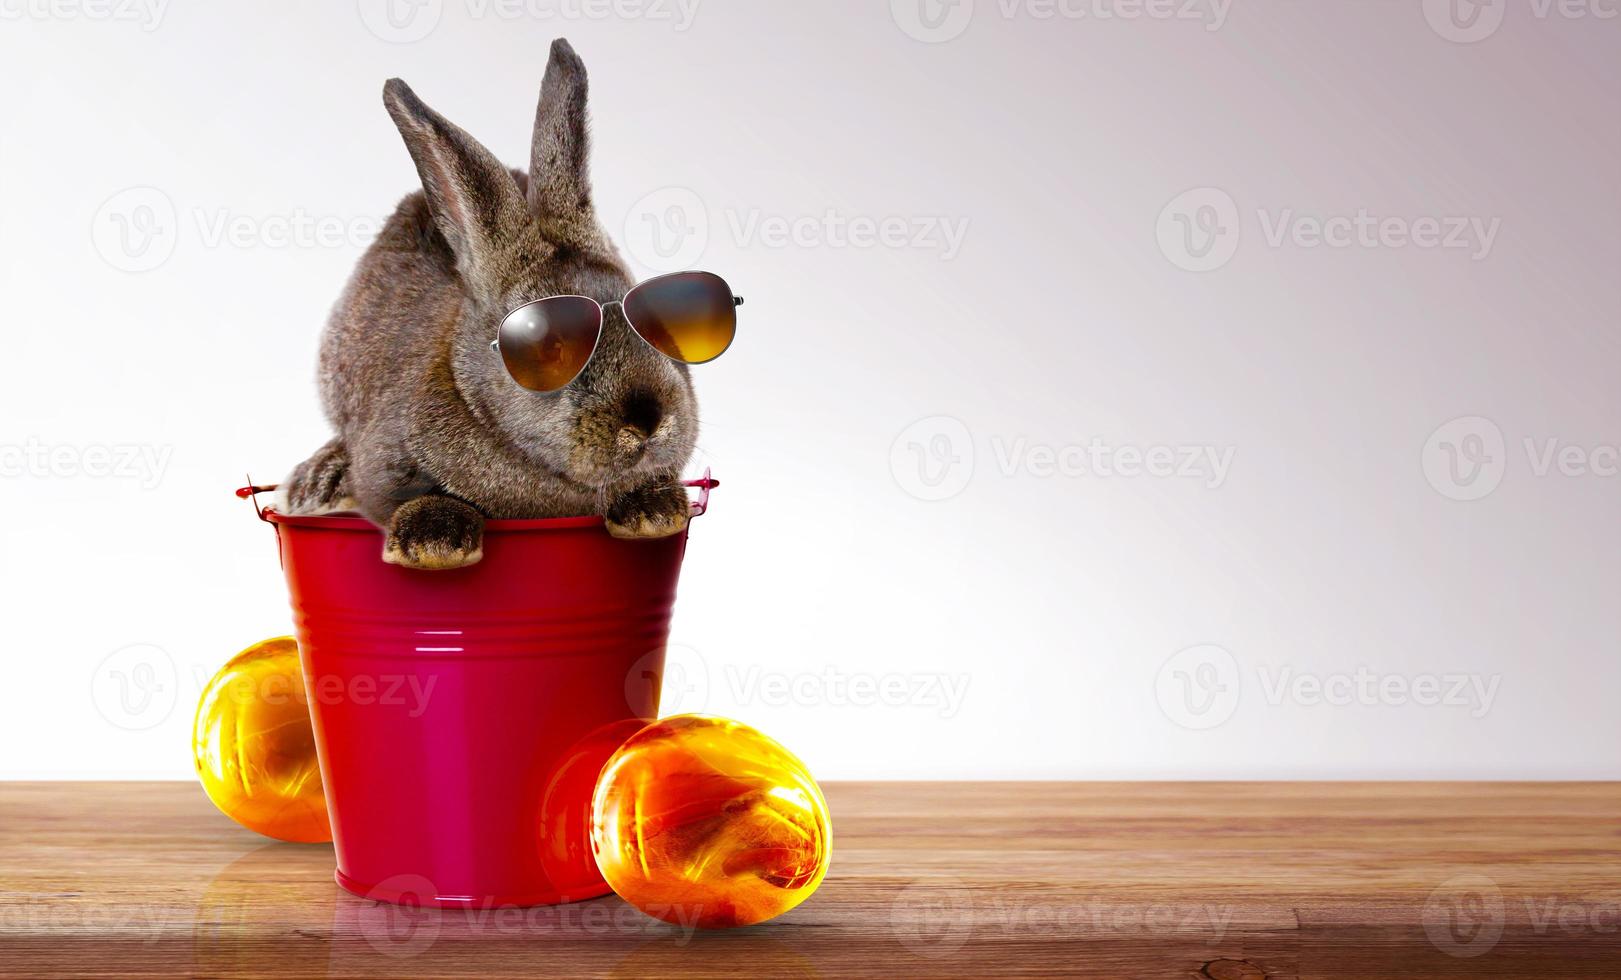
[284,438,355,515]
[606,483,690,540]
[383,496,485,570]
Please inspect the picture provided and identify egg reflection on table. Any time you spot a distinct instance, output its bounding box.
[590,714,832,929]
[538,716,650,897]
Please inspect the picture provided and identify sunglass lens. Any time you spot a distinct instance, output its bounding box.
[622,271,737,364]
[497,296,602,392]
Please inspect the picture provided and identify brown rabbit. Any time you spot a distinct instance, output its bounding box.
[282,39,699,569]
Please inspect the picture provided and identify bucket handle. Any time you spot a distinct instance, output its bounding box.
[236,469,720,521]
[236,477,276,523]
[685,468,719,518]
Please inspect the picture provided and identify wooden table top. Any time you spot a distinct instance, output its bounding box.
[2,781,1618,978]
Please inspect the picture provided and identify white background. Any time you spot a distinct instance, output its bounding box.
[2,1,1617,779]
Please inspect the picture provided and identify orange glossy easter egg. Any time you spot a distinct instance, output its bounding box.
[590,714,831,928]
[193,637,331,843]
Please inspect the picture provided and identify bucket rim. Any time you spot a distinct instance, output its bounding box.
[239,470,716,532]
[263,509,609,532]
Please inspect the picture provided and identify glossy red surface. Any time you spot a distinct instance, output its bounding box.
[258,501,700,908]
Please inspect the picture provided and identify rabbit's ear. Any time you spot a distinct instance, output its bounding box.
[528,39,594,231]
[383,78,529,293]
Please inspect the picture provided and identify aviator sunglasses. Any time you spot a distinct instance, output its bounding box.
[491,271,741,392]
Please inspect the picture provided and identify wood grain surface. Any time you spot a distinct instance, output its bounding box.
[2,781,1618,978]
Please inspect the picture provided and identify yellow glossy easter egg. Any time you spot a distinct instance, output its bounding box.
[193,636,331,843]
[590,714,832,929]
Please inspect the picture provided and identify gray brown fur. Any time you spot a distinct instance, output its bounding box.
[283,39,697,569]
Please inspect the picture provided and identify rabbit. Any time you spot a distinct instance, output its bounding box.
[281,39,700,570]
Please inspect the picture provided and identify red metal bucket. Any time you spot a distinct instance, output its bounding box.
[238,475,715,909]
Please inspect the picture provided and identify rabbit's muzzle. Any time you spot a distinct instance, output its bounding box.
[564,381,693,486]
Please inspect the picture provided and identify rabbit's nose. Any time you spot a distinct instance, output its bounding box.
[614,388,664,459]
[620,389,663,438]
